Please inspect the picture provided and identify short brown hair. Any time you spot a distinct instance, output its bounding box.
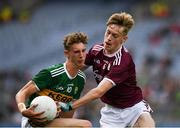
[106,12,135,35]
[63,32,88,50]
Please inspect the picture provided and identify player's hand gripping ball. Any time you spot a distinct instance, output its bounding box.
[30,96,57,121]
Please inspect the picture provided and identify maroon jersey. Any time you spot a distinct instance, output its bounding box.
[85,43,143,108]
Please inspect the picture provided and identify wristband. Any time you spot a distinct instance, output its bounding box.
[68,102,73,110]
[18,103,26,113]
[59,102,73,112]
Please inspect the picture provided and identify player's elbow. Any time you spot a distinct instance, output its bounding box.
[16,89,28,102]
[15,91,20,100]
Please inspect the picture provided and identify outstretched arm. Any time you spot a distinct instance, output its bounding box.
[61,79,114,111]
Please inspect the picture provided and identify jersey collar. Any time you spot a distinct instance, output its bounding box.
[103,45,123,57]
[64,63,77,79]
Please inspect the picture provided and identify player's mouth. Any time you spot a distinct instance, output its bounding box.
[104,41,112,48]
[106,42,111,45]
[78,60,85,64]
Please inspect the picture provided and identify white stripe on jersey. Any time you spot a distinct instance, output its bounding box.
[117,52,121,65]
[52,71,66,77]
[92,44,104,51]
[113,46,128,65]
[50,67,64,73]
[51,68,64,75]
[78,71,86,81]
[113,49,122,65]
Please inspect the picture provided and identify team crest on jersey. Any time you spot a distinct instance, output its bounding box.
[74,87,78,94]
[94,59,100,64]
[56,86,64,90]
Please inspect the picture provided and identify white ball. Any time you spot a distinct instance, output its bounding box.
[30,96,57,121]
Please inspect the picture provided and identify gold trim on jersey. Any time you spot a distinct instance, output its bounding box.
[37,89,73,102]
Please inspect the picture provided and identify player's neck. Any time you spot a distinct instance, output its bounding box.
[65,61,79,78]
[104,45,122,57]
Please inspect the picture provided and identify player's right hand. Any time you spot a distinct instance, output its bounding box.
[21,104,48,123]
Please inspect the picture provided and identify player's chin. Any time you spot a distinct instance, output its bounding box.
[77,62,84,68]
[104,44,111,50]
[78,64,84,69]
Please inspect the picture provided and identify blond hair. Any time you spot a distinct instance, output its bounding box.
[106,12,135,35]
[63,32,88,50]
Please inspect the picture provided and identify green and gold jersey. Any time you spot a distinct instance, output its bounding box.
[27,63,86,106]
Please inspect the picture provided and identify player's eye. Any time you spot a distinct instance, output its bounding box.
[82,48,86,53]
[112,34,119,38]
[74,50,80,54]
[106,30,111,35]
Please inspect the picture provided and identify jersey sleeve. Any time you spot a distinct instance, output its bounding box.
[32,69,52,90]
[85,44,103,66]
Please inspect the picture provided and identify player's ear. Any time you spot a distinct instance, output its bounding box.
[123,35,128,43]
[64,50,69,58]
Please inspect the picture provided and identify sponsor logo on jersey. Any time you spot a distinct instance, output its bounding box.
[56,86,64,90]
[102,60,111,70]
[37,89,73,102]
[103,60,109,64]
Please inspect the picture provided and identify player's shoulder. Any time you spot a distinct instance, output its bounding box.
[113,46,133,66]
[45,63,65,77]
[121,46,135,65]
[77,70,86,81]
[122,46,133,59]
[89,43,104,56]
[91,43,104,51]
[46,63,64,71]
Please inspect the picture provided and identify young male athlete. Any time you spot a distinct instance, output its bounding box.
[60,12,155,127]
[15,32,92,127]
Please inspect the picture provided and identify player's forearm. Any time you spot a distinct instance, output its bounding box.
[16,81,38,113]
[16,92,27,112]
[72,80,114,109]
[72,88,103,109]
[15,85,30,105]
[60,81,113,111]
